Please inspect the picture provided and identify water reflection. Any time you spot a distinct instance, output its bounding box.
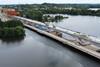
[0,36,25,48]
[0,29,99,67]
[1,36,25,43]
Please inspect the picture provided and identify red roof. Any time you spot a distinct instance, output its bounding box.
[2,8,20,16]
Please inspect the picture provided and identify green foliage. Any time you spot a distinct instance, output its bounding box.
[0,19,4,28]
[20,7,100,22]
[55,15,63,20]
[24,10,43,21]
[15,26,25,36]
[42,15,64,22]
[4,20,23,27]
[41,8,100,16]
[3,3,100,9]
[4,4,100,21]
[0,20,25,38]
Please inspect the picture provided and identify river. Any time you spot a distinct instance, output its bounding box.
[0,29,99,67]
[46,14,100,38]
[57,15,100,37]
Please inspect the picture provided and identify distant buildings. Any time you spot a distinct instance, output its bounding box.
[0,7,2,12]
[0,8,20,21]
[0,8,20,16]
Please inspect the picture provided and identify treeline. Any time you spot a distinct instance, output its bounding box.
[2,3,100,9]
[42,3,100,8]
[23,10,43,21]
[0,20,25,38]
[20,8,100,21]
[41,8,100,16]
[3,3,100,21]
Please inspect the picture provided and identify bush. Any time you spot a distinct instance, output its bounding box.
[15,26,25,36]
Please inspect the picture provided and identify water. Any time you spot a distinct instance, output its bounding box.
[47,14,100,38]
[45,14,100,46]
[63,8,100,11]
[0,29,99,67]
[88,8,100,10]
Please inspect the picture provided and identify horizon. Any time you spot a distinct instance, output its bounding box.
[0,0,100,5]
[0,2,100,5]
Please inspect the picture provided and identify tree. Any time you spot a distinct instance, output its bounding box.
[0,20,25,38]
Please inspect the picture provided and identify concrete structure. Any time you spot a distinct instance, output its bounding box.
[13,16,100,60]
[24,24,100,60]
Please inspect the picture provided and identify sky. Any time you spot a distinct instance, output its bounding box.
[0,0,100,4]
